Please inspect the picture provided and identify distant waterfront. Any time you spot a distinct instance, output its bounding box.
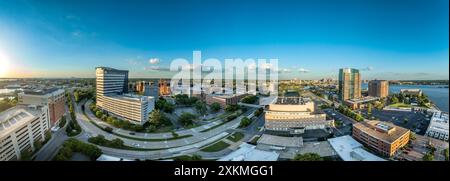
[362,83,449,112]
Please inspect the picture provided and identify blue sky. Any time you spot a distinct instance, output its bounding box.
[0,0,448,80]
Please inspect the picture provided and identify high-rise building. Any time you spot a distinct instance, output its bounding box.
[96,67,154,125]
[338,68,361,101]
[368,80,389,98]
[0,105,50,161]
[159,79,171,96]
[96,67,128,102]
[18,88,66,127]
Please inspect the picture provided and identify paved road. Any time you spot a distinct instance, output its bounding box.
[34,92,76,161]
[33,116,69,161]
[323,108,355,137]
[76,98,257,150]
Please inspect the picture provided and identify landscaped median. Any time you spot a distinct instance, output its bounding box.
[81,104,193,142]
[200,110,244,133]
[200,141,230,152]
[87,135,169,151]
[226,132,245,142]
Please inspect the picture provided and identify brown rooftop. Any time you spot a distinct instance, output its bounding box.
[353,120,410,144]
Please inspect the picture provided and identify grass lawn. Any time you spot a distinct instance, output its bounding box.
[226,132,245,142]
[207,112,232,121]
[151,125,174,133]
[389,103,412,108]
[200,141,230,152]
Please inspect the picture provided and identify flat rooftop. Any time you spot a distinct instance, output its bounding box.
[345,96,379,104]
[328,135,385,161]
[105,94,153,103]
[275,97,311,105]
[218,143,279,161]
[427,111,449,133]
[208,93,245,99]
[353,121,410,144]
[257,134,303,148]
[22,87,64,96]
[0,105,44,137]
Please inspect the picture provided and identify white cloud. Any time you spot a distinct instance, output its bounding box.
[299,68,310,73]
[279,68,292,73]
[71,30,82,37]
[149,58,160,64]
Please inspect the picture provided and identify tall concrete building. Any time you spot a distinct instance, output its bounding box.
[18,88,66,127]
[368,80,389,98]
[95,67,154,125]
[338,68,361,101]
[0,105,50,161]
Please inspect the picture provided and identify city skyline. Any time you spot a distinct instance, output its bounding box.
[0,0,449,80]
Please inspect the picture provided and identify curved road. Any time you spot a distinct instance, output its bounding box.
[72,98,257,159]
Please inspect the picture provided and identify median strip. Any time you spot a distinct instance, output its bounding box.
[81,106,193,142]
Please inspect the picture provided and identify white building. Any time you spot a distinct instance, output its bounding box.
[265,97,334,135]
[218,143,279,161]
[425,111,449,141]
[0,105,50,161]
[328,135,385,161]
[96,67,154,125]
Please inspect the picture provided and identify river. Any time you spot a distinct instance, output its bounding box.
[362,83,449,112]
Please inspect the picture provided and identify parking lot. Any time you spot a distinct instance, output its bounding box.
[360,109,430,135]
[323,108,354,137]
[396,135,449,161]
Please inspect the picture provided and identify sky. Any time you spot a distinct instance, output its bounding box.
[0,0,448,80]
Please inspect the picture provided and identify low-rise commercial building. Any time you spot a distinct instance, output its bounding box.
[264,97,334,135]
[425,111,449,141]
[328,135,385,161]
[99,94,154,125]
[352,121,410,157]
[18,88,66,127]
[400,89,423,96]
[0,105,50,161]
[218,143,279,161]
[344,96,379,110]
[205,93,247,108]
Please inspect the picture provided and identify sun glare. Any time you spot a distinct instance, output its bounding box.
[0,51,10,77]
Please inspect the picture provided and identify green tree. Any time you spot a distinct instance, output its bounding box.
[293,153,324,161]
[444,148,449,161]
[391,96,399,104]
[95,110,103,118]
[149,110,163,126]
[254,108,264,117]
[178,112,196,126]
[241,95,258,104]
[190,154,203,161]
[367,103,372,116]
[239,117,252,128]
[225,105,240,112]
[109,138,125,148]
[194,101,208,116]
[210,102,221,112]
[423,153,434,161]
